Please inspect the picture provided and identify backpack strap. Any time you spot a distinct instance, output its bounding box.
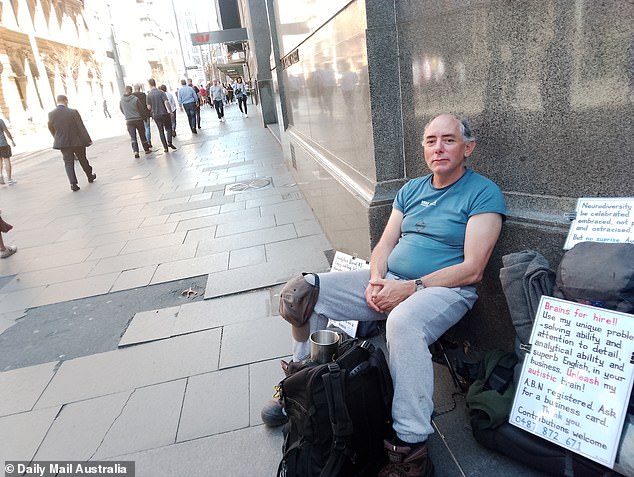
[320,362,356,477]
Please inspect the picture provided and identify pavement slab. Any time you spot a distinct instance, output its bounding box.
[174,289,270,335]
[0,286,45,314]
[160,196,235,215]
[229,244,266,269]
[107,425,284,477]
[32,271,121,308]
[109,265,157,292]
[149,251,229,285]
[92,379,187,459]
[165,206,222,223]
[2,259,97,292]
[177,367,249,442]
[118,306,180,346]
[119,231,187,255]
[219,316,291,369]
[204,261,292,298]
[215,215,277,237]
[119,289,271,347]
[196,223,298,256]
[174,207,261,233]
[0,316,14,334]
[87,243,197,277]
[33,391,132,461]
[36,329,221,408]
[0,361,57,416]
[0,275,208,371]
[0,406,61,465]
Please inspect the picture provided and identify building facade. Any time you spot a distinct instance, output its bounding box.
[0,0,187,134]
[0,0,116,131]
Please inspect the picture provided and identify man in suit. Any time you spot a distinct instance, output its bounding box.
[48,95,96,192]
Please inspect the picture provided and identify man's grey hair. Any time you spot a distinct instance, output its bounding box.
[424,114,475,143]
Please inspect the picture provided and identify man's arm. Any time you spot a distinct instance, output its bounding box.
[370,212,503,312]
[73,110,92,146]
[47,113,56,136]
[419,212,502,287]
[365,208,403,312]
[163,95,172,113]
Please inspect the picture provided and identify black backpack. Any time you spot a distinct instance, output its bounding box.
[277,340,393,477]
[553,242,634,312]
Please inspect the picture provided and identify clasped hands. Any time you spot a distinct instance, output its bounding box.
[365,278,414,313]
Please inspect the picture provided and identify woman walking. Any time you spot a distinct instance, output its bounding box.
[233,77,248,118]
[0,118,17,185]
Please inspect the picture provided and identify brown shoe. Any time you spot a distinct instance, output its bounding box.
[378,439,434,477]
[260,359,304,427]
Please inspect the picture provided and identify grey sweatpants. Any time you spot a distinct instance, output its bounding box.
[292,269,477,443]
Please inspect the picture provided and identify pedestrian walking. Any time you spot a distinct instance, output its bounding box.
[133,84,152,148]
[103,99,112,118]
[147,78,176,153]
[160,84,178,136]
[0,118,17,185]
[199,85,207,109]
[120,85,152,158]
[210,79,226,123]
[177,79,199,134]
[233,77,248,118]
[47,95,96,192]
[0,210,16,258]
[187,79,202,129]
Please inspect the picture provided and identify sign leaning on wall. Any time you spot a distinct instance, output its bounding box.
[509,296,634,467]
[564,197,634,250]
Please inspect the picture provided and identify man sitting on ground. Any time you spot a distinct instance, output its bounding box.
[262,113,506,477]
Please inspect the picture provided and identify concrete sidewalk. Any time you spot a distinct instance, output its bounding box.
[0,105,544,476]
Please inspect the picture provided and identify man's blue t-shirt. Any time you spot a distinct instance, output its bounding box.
[387,169,506,280]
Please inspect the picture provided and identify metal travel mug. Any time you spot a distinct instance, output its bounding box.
[309,329,340,364]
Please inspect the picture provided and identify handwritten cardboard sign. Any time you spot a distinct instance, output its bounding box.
[509,296,634,467]
[564,197,634,250]
[327,251,370,337]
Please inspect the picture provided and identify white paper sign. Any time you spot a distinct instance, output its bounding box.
[327,251,370,337]
[564,197,634,250]
[509,296,634,467]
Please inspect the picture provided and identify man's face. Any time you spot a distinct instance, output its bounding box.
[422,114,475,178]
[187,79,193,85]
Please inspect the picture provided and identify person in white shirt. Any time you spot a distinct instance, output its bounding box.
[160,84,178,136]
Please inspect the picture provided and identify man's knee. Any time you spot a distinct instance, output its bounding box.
[278,273,320,341]
[386,307,420,341]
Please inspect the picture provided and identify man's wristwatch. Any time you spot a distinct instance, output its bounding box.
[415,279,425,292]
